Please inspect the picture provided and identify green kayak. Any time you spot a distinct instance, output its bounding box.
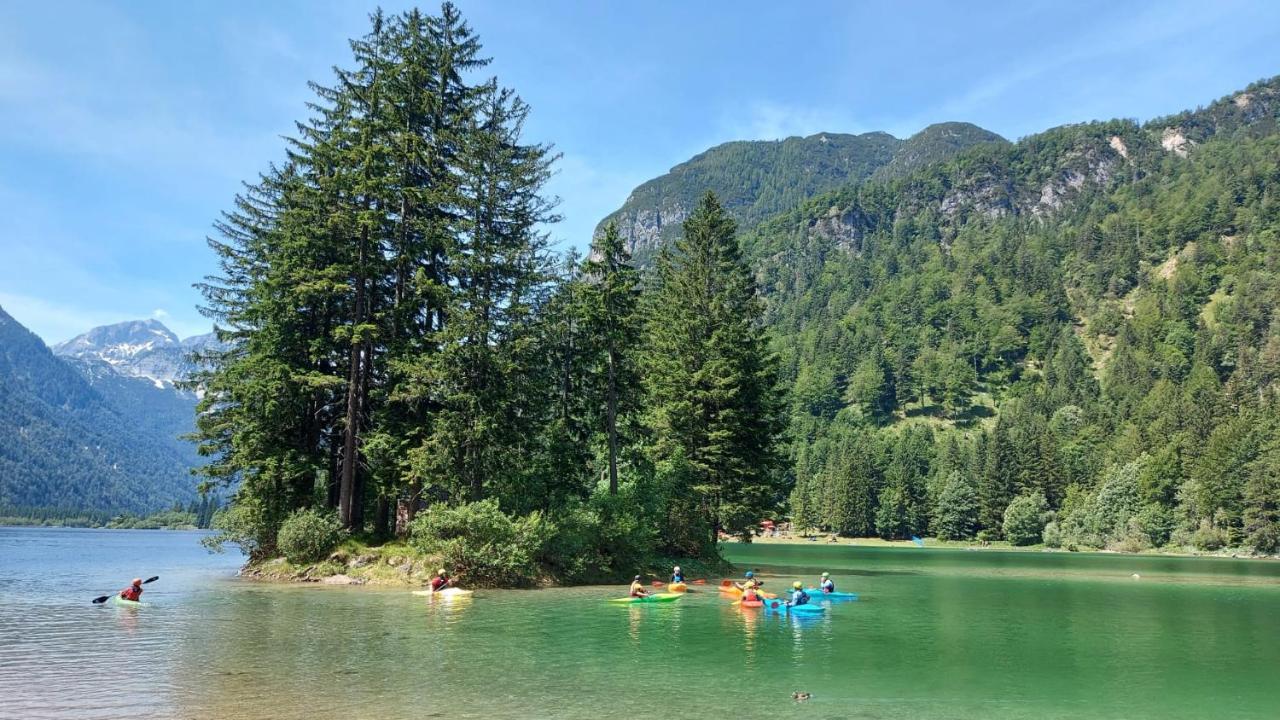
[110,595,144,608]
[608,592,682,604]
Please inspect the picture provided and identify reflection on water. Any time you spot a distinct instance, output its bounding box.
[3,528,1280,720]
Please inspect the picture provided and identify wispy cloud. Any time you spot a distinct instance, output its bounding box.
[722,100,869,142]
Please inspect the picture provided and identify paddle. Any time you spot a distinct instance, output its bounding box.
[93,576,158,604]
[651,580,665,587]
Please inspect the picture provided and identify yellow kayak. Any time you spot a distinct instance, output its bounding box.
[412,588,474,598]
[668,582,688,593]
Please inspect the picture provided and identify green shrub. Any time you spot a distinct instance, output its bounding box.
[408,499,545,587]
[1003,491,1049,546]
[1042,521,1062,548]
[276,508,346,564]
[1131,503,1174,547]
[1191,518,1229,551]
[932,471,979,541]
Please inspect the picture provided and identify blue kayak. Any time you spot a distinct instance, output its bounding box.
[763,600,826,614]
[804,588,859,600]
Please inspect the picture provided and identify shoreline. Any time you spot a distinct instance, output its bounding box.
[729,534,1280,560]
[237,540,731,589]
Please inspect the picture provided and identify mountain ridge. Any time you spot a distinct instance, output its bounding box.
[596,122,1006,260]
[0,306,199,513]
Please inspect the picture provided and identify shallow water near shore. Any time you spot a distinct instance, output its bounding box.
[3,527,1279,719]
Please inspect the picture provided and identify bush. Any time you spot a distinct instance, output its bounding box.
[408,499,545,587]
[1131,503,1174,548]
[1042,521,1062,548]
[277,508,346,564]
[932,471,979,541]
[1003,491,1049,546]
[1191,518,1229,551]
[1248,523,1280,555]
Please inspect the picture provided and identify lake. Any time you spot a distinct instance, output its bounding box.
[2,527,1278,719]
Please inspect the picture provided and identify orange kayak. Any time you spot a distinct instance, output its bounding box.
[719,584,776,600]
[668,582,688,593]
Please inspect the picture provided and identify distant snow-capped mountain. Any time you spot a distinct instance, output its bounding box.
[53,319,221,391]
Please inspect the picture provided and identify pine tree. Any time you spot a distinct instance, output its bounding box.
[580,222,642,494]
[641,192,785,549]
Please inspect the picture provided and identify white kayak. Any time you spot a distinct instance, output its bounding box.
[412,587,474,598]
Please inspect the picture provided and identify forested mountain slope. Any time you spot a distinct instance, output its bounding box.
[0,307,198,513]
[597,124,1004,261]
[742,76,1280,552]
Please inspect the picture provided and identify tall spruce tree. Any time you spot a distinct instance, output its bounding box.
[641,192,784,549]
[581,222,642,494]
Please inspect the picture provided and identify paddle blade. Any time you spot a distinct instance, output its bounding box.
[651,581,664,587]
[143,576,160,584]
[721,579,732,587]
[694,579,706,585]
[92,595,110,604]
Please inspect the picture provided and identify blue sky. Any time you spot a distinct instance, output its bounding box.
[2,0,1279,343]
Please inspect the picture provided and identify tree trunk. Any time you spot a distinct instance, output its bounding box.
[339,226,368,530]
[607,347,619,495]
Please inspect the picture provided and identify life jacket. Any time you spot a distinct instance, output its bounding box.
[791,589,809,606]
[431,576,449,591]
[821,579,835,592]
[120,585,142,602]
[671,573,684,583]
[630,583,645,597]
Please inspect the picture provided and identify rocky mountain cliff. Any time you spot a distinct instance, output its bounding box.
[54,319,220,392]
[596,123,1005,260]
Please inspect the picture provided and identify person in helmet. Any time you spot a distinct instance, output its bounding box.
[629,575,649,598]
[119,578,144,602]
[430,569,453,593]
[671,566,685,584]
[787,581,810,607]
[735,570,763,591]
[819,572,835,593]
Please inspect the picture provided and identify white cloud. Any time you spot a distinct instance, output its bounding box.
[723,101,869,142]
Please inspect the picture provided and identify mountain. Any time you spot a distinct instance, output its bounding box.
[739,75,1280,550]
[0,306,199,513]
[870,122,1008,181]
[596,124,1005,260]
[54,319,218,391]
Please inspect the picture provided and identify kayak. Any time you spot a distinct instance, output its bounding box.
[719,585,777,600]
[739,598,764,608]
[110,595,144,608]
[764,601,826,615]
[804,589,859,600]
[412,588,474,598]
[608,593,682,604]
[668,582,688,593]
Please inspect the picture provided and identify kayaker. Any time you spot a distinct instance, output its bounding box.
[671,566,685,583]
[787,581,810,607]
[119,578,143,602]
[819,572,835,593]
[629,575,649,598]
[430,569,452,592]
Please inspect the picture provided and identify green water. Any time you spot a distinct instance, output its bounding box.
[3,529,1279,719]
